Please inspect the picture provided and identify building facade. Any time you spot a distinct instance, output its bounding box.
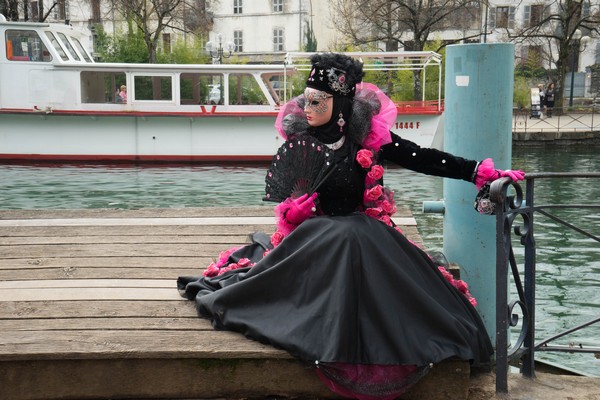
[1,0,598,76]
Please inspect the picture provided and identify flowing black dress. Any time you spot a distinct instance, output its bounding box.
[178,130,493,399]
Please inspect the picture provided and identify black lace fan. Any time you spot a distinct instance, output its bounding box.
[263,136,336,202]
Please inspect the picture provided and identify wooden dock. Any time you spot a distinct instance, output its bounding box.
[0,206,472,400]
[2,206,599,400]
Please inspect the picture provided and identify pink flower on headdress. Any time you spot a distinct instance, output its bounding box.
[356,149,373,168]
[339,74,346,84]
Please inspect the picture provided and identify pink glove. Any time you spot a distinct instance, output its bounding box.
[285,193,318,224]
[475,158,525,189]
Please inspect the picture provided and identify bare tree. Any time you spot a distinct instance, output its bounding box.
[500,0,600,110]
[331,0,481,100]
[109,0,213,63]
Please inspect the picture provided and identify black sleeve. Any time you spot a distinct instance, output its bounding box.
[380,132,479,182]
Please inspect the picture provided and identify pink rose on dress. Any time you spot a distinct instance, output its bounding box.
[380,200,397,215]
[367,165,385,181]
[237,258,252,268]
[469,297,478,307]
[454,279,469,294]
[270,231,285,247]
[378,215,392,226]
[365,207,382,218]
[356,149,374,168]
[365,185,384,201]
[203,263,220,277]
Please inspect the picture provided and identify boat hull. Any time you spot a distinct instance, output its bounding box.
[0,113,287,162]
[0,112,444,163]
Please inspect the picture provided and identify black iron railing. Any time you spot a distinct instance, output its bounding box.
[490,172,600,394]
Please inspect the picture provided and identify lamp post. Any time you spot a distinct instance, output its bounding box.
[206,33,235,64]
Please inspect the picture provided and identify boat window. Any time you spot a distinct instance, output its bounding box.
[72,38,93,63]
[134,75,173,101]
[57,32,81,61]
[180,73,224,105]
[5,29,52,62]
[228,73,268,105]
[80,71,126,103]
[44,32,69,61]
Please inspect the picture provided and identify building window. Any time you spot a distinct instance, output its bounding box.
[162,33,171,54]
[234,30,243,52]
[524,4,544,28]
[30,1,39,20]
[489,6,515,29]
[273,0,283,13]
[273,28,284,51]
[234,0,242,14]
[54,0,68,21]
[91,0,101,23]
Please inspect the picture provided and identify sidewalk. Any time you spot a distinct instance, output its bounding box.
[512,111,600,143]
[468,370,600,400]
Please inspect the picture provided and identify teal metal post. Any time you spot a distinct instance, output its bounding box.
[443,43,514,342]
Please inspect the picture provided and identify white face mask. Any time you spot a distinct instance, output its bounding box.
[304,89,333,114]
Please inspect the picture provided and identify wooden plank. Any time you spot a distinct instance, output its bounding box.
[1,317,213,331]
[0,216,280,227]
[0,224,278,236]
[0,300,198,319]
[0,279,175,289]
[0,216,416,227]
[0,286,183,301]
[0,243,242,258]
[0,256,206,268]
[0,267,204,280]
[0,330,291,360]
[0,234,251,245]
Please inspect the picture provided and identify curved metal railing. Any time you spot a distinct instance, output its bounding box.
[490,172,600,393]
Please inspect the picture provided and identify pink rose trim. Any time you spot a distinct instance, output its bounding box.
[365,185,384,202]
[367,165,385,181]
[356,149,374,168]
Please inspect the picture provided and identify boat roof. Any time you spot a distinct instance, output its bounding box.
[285,51,442,71]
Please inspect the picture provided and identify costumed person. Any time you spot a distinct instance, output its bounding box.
[178,53,525,400]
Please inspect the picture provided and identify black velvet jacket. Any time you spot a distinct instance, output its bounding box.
[315,132,478,216]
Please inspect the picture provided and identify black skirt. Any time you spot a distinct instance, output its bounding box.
[178,213,493,369]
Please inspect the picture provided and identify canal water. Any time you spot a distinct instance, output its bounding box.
[0,145,598,376]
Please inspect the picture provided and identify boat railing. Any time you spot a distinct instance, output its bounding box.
[490,173,600,394]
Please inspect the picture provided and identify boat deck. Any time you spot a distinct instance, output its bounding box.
[1,207,598,400]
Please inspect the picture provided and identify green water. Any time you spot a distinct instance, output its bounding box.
[0,145,598,376]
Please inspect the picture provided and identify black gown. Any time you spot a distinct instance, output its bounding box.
[178,132,493,399]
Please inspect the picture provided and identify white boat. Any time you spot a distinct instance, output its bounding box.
[0,15,444,163]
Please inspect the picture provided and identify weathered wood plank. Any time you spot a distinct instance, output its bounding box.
[0,256,205,268]
[0,243,245,258]
[0,224,277,236]
[0,286,183,301]
[0,330,291,360]
[0,267,203,280]
[0,358,336,400]
[0,279,175,289]
[0,234,251,245]
[1,317,213,331]
[0,300,197,319]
